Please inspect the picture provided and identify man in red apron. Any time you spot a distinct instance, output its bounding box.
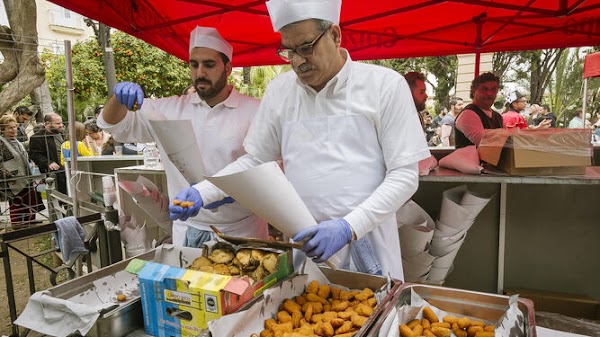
[172,0,430,280]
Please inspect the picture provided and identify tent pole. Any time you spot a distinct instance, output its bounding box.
[64,40,79,218]
[475,52,481,77]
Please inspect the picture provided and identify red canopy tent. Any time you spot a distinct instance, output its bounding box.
[47,0,600,67]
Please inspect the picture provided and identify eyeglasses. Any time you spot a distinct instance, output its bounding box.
[276,26,331,62]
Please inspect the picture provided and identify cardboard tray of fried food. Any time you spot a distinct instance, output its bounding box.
[206,260,402,337]
[210,225,301,250]
[366,283,537,337]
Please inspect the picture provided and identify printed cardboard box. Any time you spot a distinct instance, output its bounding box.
[478,128,592,176]
[133,243,293,337]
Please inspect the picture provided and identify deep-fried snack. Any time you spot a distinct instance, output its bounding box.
[467,325,484,337]
[330,300,349,312]
[423,306,439,323]
[421,319,431,329]
[483,326,495,332]
[171,199,181,205]
[291,310,302,328]
[430,326,451,337]
[431,322,451,329]
[453,328,468,337]
[259,330,272,337]
[457,317,471,329]
[213,263,231,275]
[354,303,374,317]
[335,321,353,334]
[330,287,341,300]
[282,299,302,314]
[228,264,241,275]
[351,314,368,327]
[474,332,495,337]
[190,256,212,270]
[306,293,328,305]
[306,280,319,294]
[354,288,374,301]
[208,248,234,264]
[319,321,334,337]
[407,319,420,329]
[276,310,292,323]
[443,315,459,324]
[399,324,414,337]
[317,284,331,299]
[262,253,279,274]
[412,324,423,336]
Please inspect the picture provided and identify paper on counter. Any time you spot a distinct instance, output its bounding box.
[118,175,171,230]
[149,120,205,184]
[206,161,316,237]
[438,145,483,174]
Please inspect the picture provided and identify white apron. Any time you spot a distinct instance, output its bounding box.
[281,71,403,280]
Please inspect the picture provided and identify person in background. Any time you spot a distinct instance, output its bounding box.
[83,120,111,156]
[441,96,464,146]
[502,90,528,130]
[12,106,35,146]
[29,113,67,195]
[98,26,268,247]
[0,115,44,227]
[60,121,93,165]
[171,0,430,280]
[536,104,557,128]
[454,72,503,148]
[568,109,584,129]
[404,71,428,129]
[527,103,541,126]
[431,107,447,129]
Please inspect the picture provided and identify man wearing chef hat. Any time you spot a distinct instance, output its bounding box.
[171,0,430,280]
[98,26,268,247]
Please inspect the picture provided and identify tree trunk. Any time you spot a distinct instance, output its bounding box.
[30,80,55,121]
[99,23,116,96]
[0,0,46,114]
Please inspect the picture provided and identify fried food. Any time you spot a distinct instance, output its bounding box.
[208,248,235,264]
[262,253,278,274]
[190,256,212,270]
[423,306,439,323]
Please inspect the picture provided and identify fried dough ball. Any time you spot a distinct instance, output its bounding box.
[228,264,241,276]
[199,265,214,273]
[252,265,268,281]
[190,256,212,270]
[213,263,231,275]
[208,248,235,264]
[236,248,260,271]
[306,280,319,294]
[262,253,279,274]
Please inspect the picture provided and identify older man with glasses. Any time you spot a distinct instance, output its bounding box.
[173,0,430,280]
[29,113,68,195]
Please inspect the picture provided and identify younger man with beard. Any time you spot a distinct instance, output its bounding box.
[29,113,67,195]
[98,26,268,247]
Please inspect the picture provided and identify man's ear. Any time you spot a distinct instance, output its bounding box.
[226,62,233,77]
[331,25,342,46]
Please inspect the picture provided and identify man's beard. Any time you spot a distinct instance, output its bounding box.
[195,71,227,101]
[416,101,426,111]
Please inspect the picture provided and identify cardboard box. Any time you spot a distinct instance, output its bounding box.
[133,243,293,337]
[478,128,592,176]
[505,288,600,320]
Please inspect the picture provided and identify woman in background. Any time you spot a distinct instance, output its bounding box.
[60,121,93,165]
[0,115,44,227]
[84,120,111,155]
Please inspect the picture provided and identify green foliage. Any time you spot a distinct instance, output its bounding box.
[548,49,585,125]
[43,31,190,121]
[231,65,290,98]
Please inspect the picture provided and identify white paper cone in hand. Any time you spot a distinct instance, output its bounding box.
[118,176,171,230]
[438,145,483,174]
[206,161,317,237]
[149,120,205,184]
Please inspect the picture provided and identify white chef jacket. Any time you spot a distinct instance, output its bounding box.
[196,53,431,240]
[97,89,262,238]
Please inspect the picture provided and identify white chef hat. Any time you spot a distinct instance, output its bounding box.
[266,0,342,32]
[189,26,233,61]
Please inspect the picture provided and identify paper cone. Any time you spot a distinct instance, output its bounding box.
[397,200,435,230]
[402,251,436,283]
[426,266,451,284]
[438,145,483,174]
[434,219,469,237]
[431,244,464,267]
[149,120,206,184]
[206,161,316,237]
[399,224,434,257]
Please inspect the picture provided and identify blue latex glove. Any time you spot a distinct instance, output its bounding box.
[114,82,144,110]
[169,187,203,221]
[293,218,352,263]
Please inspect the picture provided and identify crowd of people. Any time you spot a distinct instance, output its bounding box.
[0,106,116,228]
[410,72,599,147]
